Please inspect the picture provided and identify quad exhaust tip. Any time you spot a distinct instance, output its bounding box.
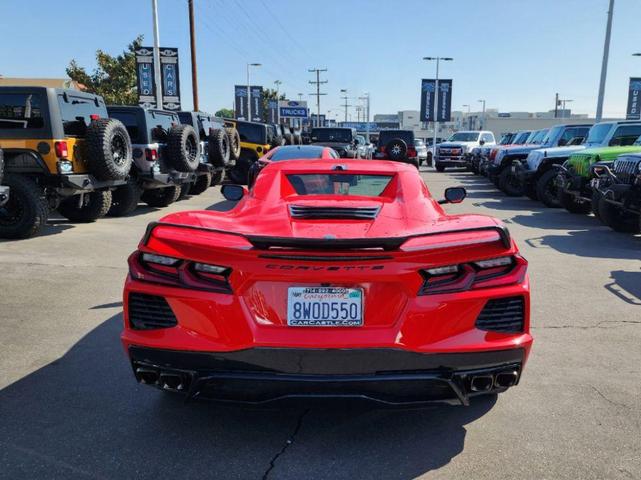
[159,373,185,391]
[136,367,159,385]
[495,370,519,388]
[470,375,494,392]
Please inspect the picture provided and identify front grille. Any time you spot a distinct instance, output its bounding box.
[568,155,592,176]
[289,205,380,219]
[613,157,641,184]
[475,296,525,333]
[128,293,178,330]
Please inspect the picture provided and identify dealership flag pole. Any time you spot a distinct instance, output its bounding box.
[596,0,615,122]
[151,0,163,109]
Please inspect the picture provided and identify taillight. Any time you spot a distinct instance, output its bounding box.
[145,148,158,161]
[418,255,527,295]
[90,114,100,120]
[129,251,232,293]
[54,141,69,159]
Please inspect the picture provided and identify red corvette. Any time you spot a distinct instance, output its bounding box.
[123,159,532,406]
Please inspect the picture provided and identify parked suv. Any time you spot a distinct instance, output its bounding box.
[310,127,359,158]
[469,132,515,174]
[107,106,200,212]
[530,121,641,207]
[435,131,496,171]
[0,87,133,238]
[479,130,532,176]
[375,129,418,167]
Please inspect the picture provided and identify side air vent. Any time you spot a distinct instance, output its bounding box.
[475,296,525,333]
[128,293,178,330]
[289,205,380,220]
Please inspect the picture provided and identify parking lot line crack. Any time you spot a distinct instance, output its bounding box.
[262,409,310,480]
[589,385,630,410]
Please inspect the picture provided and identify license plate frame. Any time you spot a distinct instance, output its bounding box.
[286,287,363,327]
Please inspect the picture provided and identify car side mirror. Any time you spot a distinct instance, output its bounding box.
[438,187,467,204]
[221,184,247,201]
[479,139,485,146]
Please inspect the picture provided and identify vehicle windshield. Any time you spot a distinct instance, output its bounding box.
[311,128,353,143]
[586,123,613,145]
[609,125,641,146]
[447,132,480,142]
[541,126,563,145]
[498,133,514,144]
[512,132,531,144]
[237,121,267,144]
[269,146,327,161]
[527,129,549,144]
[287,174,393,196]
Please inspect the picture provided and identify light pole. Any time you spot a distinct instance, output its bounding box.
[478,99,486,129]
[298,93,304,101]
[358,93,371,142]
[274,79,282,123]
[151,0,163,108]
[559,98,573,118]
[423,57,453,157]
[462,104,470,129]
[596,0,615,122]
[340,89,352,122]
[246,63,261,122]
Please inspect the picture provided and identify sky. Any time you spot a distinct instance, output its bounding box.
[2,0,641,119]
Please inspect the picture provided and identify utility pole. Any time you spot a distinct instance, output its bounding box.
[596,0,615,122]
[246,63,261,122]
[308,68,327,127]
[274,79,282,123]
[554,93,559,118]
[478,99,486,129]
[151,0,162,109]
[340,89,352,122]
[187,0,198,111]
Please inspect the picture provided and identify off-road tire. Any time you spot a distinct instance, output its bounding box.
[190,172,211,195]
[536,169,562,208]
[85,118,132,181]
[524,181,538,201]
[178,183,192,200]
[598,197,641,233]
[435,163,445,172]
[385,138,408,161]
[210,170,224,186]
[499,167,524,197]
[209,129,231,167]
[0,174,48,239]
[141,186,181,207]
[58,190,112,223]
[107,182,141,217]
[559,190,592,214]
[225,127,241,161]
[167,124,199,172]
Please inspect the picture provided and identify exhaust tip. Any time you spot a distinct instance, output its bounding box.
[470,375,494,392]
[159,373,185,391]
[136,367,159,385]
[495,370,519,388]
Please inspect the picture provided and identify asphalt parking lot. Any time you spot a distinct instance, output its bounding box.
[1,168,640,480]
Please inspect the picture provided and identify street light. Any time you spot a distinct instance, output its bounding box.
[298,93,304,101]
[559,98,573,118]
[358,93,371,142]
[423,57,453,159]
[340,88,351,122]
[478,99,486,129]
[462,104,470,113]
[246,63,261,121]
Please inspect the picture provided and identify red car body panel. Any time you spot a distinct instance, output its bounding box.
[122,160,532,405]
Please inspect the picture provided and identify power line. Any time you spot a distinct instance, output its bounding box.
[308,68,328,127]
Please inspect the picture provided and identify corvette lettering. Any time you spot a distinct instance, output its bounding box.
[266,264,384,271]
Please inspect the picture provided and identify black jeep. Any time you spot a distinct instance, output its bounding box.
[375,129,419,168]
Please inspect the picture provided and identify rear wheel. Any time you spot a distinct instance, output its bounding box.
[190,172,211,195]
[498,167,523,196]
[141,186,181,208]
[225,127,241,161]
[536,169,562,208]
[0,174,48,239]
[559,190,591,214]
[209,129,231,167]
[58,190,112,223]
[107,181,141,217]
[167,124,199,172]
[210,170,224,186]
[177,183,192,200]
[598,197,641,233]
[85,118,133,181]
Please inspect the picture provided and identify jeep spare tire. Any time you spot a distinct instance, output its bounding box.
[167,124,199,172]
[209,128,231,167]
[386,138,407,161]
[86,118,132,181]
[225,127,241,161]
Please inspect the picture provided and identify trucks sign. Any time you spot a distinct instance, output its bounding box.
[279,100,308,119]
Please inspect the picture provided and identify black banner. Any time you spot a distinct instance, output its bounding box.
[250,86,263,122]
[437,79,452,122]
[135,47,181,110]
[267,100,278,123]
[235,85,263,121]
[420,79,435,122]
[626,78,641,120]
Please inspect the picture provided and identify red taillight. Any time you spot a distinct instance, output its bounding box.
[418,255,527,295]
[90,114,100,120]
[54,141,69,159]
[145,148,158,161]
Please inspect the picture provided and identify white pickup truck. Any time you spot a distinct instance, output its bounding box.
[435,131,496,172]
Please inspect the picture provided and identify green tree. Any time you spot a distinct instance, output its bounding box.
[66,35,143,105]
[215,108,234,118]
[261,88,286,122]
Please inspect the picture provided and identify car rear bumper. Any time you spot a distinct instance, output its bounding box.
[435,157,467,167]
[57,174,127,194]
[139,171,196,188]
[128,345,527,406]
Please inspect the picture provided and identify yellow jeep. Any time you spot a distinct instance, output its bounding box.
[223,119,271,184]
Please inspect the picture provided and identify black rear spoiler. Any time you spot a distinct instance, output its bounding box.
[141,222,511,250]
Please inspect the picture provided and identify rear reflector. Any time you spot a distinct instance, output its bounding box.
[475,296,525,333]
[54,141,69,159]
[128,292,177,330]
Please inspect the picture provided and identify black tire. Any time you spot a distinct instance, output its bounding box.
[210,170,224,186]
[592,189,603,220]
[559,190,591,214]
[141,186,181,207]
[85,118,133,181]
[536,169,562,208]
[385,138,408,161]
[598,197,641,233]
[209,129,231,167]
[271,135,284,150]
[426,152,433,167]
[498,167,524,196]
[225,127,241,161]
[524,181,538,200]
[58,190,112,223]
[0,174,48,239]
[167,124,199,172]
[177,183,192,200]
[190,172,211,195]
[107,182,141,217]
[435,163,445,172]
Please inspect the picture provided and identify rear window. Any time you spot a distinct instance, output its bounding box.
[610,125,641,146]
[311,128,353,143]
[0,93,45,129]
[109,110,143,143]
[287,174,393,196]
[149,111,179,142]
[270,146,325,161]
[378,130,414,146]
[237,122,267,144]
[57,93,107,137]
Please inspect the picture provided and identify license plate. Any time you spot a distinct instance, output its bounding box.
[287,287,363,327]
